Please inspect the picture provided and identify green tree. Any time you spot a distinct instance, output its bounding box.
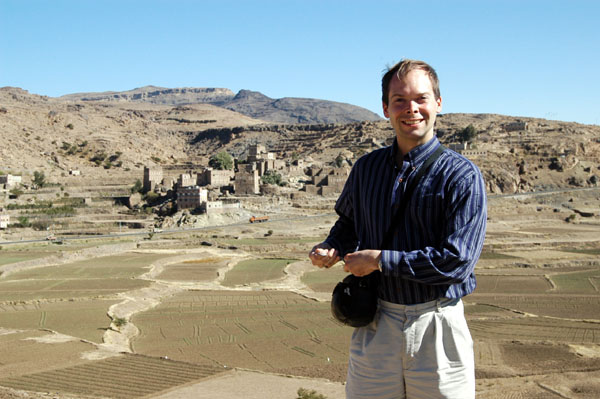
[458,124,478,143]
[261,170,283,186]
[33,170,46,188]
[209,151,234,170]
[131,179,143,194]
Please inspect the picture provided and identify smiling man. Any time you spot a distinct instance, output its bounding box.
[309,59,487,398]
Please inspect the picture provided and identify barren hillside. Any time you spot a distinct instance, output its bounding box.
[1,87,599,194]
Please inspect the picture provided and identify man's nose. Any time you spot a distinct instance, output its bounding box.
[405,101,418,113]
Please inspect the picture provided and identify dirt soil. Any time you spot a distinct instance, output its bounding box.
[1,191,599,398]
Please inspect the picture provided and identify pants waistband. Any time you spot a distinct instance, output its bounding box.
[379,297,460,314]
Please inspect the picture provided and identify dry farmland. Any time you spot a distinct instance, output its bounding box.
[0,192,599,398]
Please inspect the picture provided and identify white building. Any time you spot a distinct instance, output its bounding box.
[0,212,9,229]
[0,174,22,188]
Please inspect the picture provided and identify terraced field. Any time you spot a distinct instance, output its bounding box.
[0,354,226,399]
[131,290,351,381]
[0,202,599,398]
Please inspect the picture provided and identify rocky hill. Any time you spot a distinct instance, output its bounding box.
[60,86,383,124]
[1,86,599,195]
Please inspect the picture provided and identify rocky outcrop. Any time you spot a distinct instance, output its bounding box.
[60,86,235,105]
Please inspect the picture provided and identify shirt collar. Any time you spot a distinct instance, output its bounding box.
[388,136,441,169]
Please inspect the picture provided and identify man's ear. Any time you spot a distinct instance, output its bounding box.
[382,101,389,118]
[436,96,442,113]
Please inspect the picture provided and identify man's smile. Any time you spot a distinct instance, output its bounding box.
[401,118,424,126]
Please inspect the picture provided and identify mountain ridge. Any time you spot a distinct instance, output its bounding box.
[58,86,382,124]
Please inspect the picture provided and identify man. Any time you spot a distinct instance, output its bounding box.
[309,59,487,399]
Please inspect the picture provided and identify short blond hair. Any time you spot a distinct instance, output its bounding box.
[382,59,440,105]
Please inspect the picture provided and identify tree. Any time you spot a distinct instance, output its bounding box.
[131,179,143,194]
[33,170,46,188]
[209,151,234,170]
[261,170,283,186]
[458,124,478,143]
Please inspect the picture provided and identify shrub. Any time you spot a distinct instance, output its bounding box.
[67,145,78,155]
[9,188,23,198]
[33,170,46,188]
[297,388,327,399]
[90,152,107,165]
[17,216,30,227]
[113,317,127,328]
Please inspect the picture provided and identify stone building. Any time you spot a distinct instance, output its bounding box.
[197,168,234,187]
[303,167,350,196]
[143,166,163,193]
[247,144,283,175]
[503,121,528,132]
[234,165,260,195]
[202,200,241,215]
[176,186,208,209]
[177,173,197,189]
[449,143,487,158]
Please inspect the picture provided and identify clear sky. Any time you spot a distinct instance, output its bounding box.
[1,0,599,125]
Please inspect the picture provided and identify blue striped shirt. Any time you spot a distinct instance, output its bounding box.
[325,137,487,304]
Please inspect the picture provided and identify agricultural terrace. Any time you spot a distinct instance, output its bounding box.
[0,353,225,399]
[132,290,351,382]
[156,256,231,282]
[0,252,172,301]
[0,240,137,267]
[0,299,119,343]
[0,329,96,379]
[221,258,296,287]
[0,200,599,399]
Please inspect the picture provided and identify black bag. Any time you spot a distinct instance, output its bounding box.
[331,145,446,327]
[331,271,380,327]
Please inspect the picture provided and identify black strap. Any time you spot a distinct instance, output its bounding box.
[380,145,446,248]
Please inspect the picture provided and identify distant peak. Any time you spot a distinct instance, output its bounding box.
[233,90,272,101]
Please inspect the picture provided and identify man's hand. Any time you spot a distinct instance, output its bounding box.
[309,243,340,268]
[343,250,381,277]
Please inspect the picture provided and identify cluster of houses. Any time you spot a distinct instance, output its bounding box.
[0,174,22,229]
[143,144,350,214]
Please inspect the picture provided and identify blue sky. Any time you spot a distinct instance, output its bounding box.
[1,0,599,125]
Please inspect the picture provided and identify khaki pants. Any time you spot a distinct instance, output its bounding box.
[346,298,475,399]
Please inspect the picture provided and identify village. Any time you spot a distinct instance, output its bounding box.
[0,127,496,240]
[0,141,358,239]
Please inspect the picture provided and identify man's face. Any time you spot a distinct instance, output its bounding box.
[383,69,442,150]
